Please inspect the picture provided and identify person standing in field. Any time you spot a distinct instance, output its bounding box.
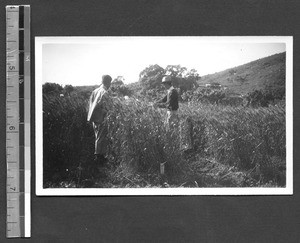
[87,75,113,167]
[155,75,179,129]
[155,75,179,186]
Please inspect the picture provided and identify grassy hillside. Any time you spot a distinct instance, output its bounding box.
[198,52,286,95]
[75,52,286,99]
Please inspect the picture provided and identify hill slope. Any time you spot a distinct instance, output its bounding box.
[75,52,286,98]
[198,52,286,95]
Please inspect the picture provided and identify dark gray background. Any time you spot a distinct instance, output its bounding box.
[0,0,299,242]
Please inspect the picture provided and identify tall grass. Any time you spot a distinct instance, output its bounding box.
[43,93,286,187]
[180,102,285,169]
[43,93,94,186]
[106,98,187,185]
[106,100,286,186]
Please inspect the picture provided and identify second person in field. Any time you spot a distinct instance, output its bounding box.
[155,75,179,129]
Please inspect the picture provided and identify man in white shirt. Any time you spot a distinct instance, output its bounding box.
[87,75,113,166]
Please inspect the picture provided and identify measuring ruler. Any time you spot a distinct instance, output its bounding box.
[6,5,31,238]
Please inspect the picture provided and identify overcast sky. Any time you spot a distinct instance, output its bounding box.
[40,37,286,86]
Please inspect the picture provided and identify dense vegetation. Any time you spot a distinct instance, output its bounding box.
[43,52,286,188]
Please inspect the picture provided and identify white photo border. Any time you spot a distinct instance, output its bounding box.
[35,36,293,196]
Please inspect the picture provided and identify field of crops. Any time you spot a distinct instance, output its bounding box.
[43,91,286,188]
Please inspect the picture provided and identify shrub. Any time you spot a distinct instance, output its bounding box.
[181,88,226,105]
[43,82,63,95]
[245,89,284,107]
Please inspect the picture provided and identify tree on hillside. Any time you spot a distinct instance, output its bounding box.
[184,68,201,80]
[138,64,200,94]
[64,85,74,95]
[139,64,164,79]
[111,76,131,97]
[165,65,187,78]
[165,65,199,93]
[43,82,63,95]
[112,76,125,86]
[139,64,165,90]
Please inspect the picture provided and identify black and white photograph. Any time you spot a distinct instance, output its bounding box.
[35,36,293,195]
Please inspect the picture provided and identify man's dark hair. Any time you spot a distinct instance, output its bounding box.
[102,75,112,85]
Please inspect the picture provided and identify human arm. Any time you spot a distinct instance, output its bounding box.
[87,91,96,122]
[157,94,167,104]
[157,89,178,110]
[155,94,168,108]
